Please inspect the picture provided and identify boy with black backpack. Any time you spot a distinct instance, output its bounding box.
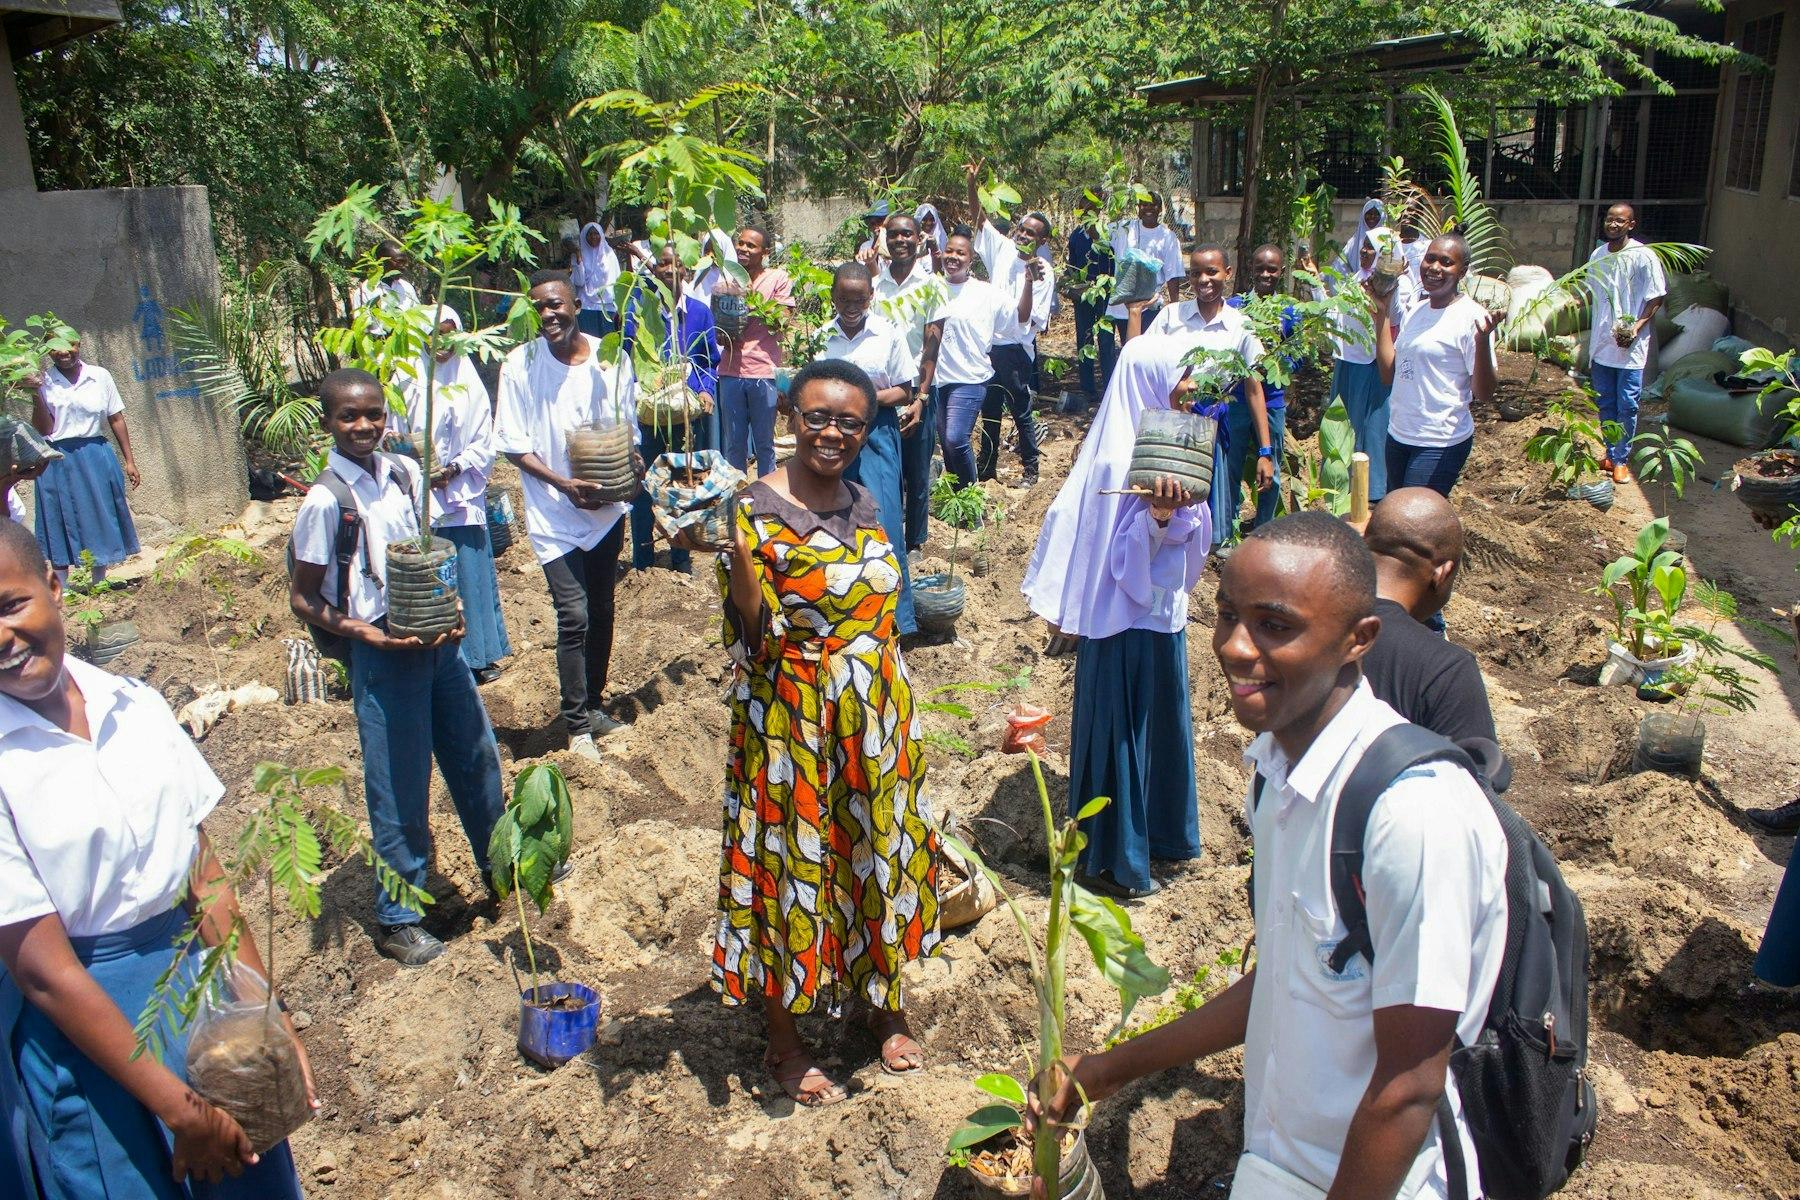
[289,368,504,967]
[1037,512,1593,1200]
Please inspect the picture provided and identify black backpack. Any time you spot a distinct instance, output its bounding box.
[1252,723,1595,1200]
[286,459,414,663]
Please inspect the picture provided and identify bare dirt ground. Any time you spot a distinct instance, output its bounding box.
[90,335,1799,1199]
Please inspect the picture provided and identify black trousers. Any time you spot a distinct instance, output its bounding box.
[977,342,1041,481]
[541,520,625,736]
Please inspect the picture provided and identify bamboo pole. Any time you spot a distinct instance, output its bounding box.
[1350,453,1371,524]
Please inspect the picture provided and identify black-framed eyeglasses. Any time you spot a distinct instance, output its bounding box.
[797,410,868,435]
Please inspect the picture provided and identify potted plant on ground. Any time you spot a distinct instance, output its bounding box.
[1634,579,1783,776]
[1524,388,1620,509]
[942,747,1169,1198]
[487,763,592,1068]
[1730,347,1800,529]
[917,476,992,635]
[1630,423,1703,549]
[1594,518,1696,687]
[62,549,136,665]
[135,762,431,1153]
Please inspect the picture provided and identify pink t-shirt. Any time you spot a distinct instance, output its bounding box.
[719,268,794,379]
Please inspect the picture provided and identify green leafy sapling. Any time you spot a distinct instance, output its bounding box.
[1630,425,1703,518]
[1643,579,1785,715]
[930,475,994,586]
[942,750,1168,1198]
[1526,389,1621,491]
[135,763,431,1061]
[1594,518,1687,661]
[487,764,576,1005]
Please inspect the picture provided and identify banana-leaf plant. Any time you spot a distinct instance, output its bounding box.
[942,750,1169,1199]
[307,186,543,551]
[1593,518,1687,660]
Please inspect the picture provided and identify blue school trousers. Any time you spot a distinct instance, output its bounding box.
[1209,403,1286,546]
[1070,628,1199,892]
[349,632,505,927]
[900,390,936,551]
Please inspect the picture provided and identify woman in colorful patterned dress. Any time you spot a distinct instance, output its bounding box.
[683,357,940,1108]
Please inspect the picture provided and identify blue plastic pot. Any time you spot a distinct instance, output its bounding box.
[517,981,601,1068]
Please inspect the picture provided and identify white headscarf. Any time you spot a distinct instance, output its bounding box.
[1021,332,1199,638]
[402,306,480,433]
[574,221,620,311]
[1337,197,1387,278]
[913,203,948,253]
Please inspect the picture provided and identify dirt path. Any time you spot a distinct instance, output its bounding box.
[93,343,1798,1199]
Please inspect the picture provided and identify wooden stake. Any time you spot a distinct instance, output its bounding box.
[1350,453,1371,523]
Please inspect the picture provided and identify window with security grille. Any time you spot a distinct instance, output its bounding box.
[1725,13,1782,191]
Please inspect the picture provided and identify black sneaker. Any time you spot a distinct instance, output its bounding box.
[589,709,628,737]
[1747,799,1800,836]
[376,923,445,967]
[473,665,503,685]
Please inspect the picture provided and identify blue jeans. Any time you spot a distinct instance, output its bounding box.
[719,376,779,477]
[936,382,987,487]
[350,633,505,927]
[845,406,916,634]
[1210,403,1286,546]
[1591,363,1643,463]
[978,343,1042,480]
[1386,435,1474,497]
[900,389,936,550]
[1074,297,1102,400]
[630,415,710,570]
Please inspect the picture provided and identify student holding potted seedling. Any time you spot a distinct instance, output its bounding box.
[291,369,506,966]
[681,358,939,1107]
[0,519,310,1198]
[1585,203,1667,486]
[1023,335,1213,900]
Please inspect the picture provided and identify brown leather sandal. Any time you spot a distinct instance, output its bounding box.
[867,1012,925,1074]
[763,1045,848,1107]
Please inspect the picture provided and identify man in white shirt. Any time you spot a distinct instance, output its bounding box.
[1040,512,1506,1200]
[1585,204,1667,485]
[290,369,506,967]
[872,213,948,551]
[966,163,1053,487]
[825,262,920,634]
[494,271,635,762]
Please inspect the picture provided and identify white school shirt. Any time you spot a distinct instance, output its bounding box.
[933,277,1012,387]
[39,363,124,440]
[1106,219,1185,319]
[398,364,496,529]
[873,261,949,377]
[0,657,224,938]
[1586,239,1668,371]
[292,448,424,623]
[820,316,915,393]
[1146,301,1266,369]
[1242,680,1506,1198]
[493,335,630,564]
[973,220,1055,353]
[1387,296,1495,448]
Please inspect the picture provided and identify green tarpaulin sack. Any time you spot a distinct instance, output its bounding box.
[1667,375,1794,449]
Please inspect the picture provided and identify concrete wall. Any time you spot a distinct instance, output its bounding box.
[774,193,860,251]
[1706,0,1800,347]
[0,26,247,543]
[1188,198,1582,274]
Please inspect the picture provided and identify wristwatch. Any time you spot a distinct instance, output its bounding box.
[1257,446,1274,459]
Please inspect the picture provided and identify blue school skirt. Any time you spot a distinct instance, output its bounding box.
[34,436,139,569]
[439,522,511,670]
[1070,627,1200,892]
[0,907,304,1200]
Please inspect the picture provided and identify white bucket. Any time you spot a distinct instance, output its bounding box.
[1599,639,1696,688]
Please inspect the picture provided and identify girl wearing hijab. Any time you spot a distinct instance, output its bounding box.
[397,308,511,683]
[0,518,311,1200]
[31,337,139,584]
[1334,197,1387,280]
[1303,228,1417,503]
[572,222,621,337]
[912,204,947,275]
[1021,335,1213,899]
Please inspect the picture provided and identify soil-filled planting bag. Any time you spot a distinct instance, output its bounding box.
[645,450,745,546]
[386,536,461,640]
[186,966,312,1155]
[0,415,63,476]
[1128,409,1217,496]
[1668,376,1792,449]
[565,421,638,503]
[1107,249,1162,309]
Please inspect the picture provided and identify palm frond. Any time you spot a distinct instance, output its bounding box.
[1414,84,1511,274]
[1502,243,1711,341]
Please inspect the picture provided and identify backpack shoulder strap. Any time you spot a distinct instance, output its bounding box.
[311,469,367,609]
[1326,723,1473,974]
